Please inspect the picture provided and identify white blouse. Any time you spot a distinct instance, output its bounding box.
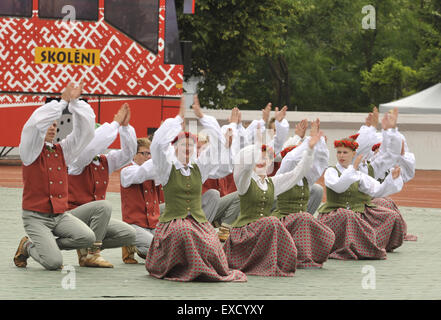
[324,163,403,198]
[233,144,314,196]
[68,121,137,175]
[120,160,158,188]
[151,115,232,186]
[277,136,329,188]
[243,118,289,156]
[19,99,95,167]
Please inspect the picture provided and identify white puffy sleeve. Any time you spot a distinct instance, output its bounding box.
[271,148,314,196]
[106,124,137,174]
[358,171,403,198]
[233,145,261,196]
[67,121,119,175]
[120,159,157,188]
[150,115,183,186]
[59,99,96,167]
[19,99,68,166]
[324,165,361,193]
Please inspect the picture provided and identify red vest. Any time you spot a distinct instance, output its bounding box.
[120,165,160,229]
[223,173,237,194]
[202,177,228,197]
[156,185,165,204]
[22,144,68,214]
[68,155,109,210]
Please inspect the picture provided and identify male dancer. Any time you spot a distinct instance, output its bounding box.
[14,82,99,270]
[67,104,137,267]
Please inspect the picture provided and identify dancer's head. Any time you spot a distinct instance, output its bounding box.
[134,138,151,165]
[334,138,359,168]
[173,131,197,165]
[372,143,381,155]
[45,121,57,143]
[196,132,209,156]
[254,144,275,176]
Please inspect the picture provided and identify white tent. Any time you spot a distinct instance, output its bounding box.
[379,83,441,114]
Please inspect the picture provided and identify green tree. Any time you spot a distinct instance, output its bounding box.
[415,0,441,89]
[177,0,294,109]
[361,57,417,106]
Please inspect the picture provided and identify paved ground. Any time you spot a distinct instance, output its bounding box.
[1,187,441,300]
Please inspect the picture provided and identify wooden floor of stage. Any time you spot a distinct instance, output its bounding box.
[0,163,440,208]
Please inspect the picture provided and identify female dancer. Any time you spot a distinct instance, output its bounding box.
[318,136,406,260]
[223,127,321,276]
[145,96,246,282]
[273,119,335,268]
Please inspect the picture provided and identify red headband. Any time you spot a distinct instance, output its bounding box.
[372,143,381,152]
[349,133,359,140]
[280,145,297,158]
[334,139,359,151]
[261,144,275,158]
[172,131,198,145]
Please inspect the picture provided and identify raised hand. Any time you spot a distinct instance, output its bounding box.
[308,130,323,149]
[274,105,288,122]
[114,103,128,125]
[262,102,271,123]
[365,112,373,127]
[391,165,401,179]
[61,82,74,102]
[224,128,233,149]
[372,106,379,128]
[70,81,84,100]
[381,113,389,130]
[192,94,204,119]
[390,107,399,128]
[179,95,186,120]
[353,154,364,170]
[229,107,240,124]
[295,119,308,138]
[381,108,398,130]
[121,103,131,126]
[310,118,320,137]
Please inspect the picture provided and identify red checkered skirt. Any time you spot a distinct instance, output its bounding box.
[363,201,406,250]
[281,212,335,268]
[318,208,387,260]
[223,216,297,277]
[145,216,247,282]
[371,197,417,241]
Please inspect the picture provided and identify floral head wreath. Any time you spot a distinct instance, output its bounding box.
[280,145,297,158]
[371,143,381,152]
[349,133,359,140]
[261,144,275,158]
[334,138,359,151]
[172,131,198,145]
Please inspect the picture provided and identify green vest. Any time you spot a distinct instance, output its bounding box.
[272,177,309,218]
[357,162,375,204]
[318,166,374,214]
[232,178,275,228]
[367,162,374,178]
[160,164,207,223]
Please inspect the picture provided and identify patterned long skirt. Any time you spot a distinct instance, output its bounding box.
[372,197,417,242]
[318,208,387,260]
[145,216,246,282]
[363,204,406,251]
[223,216,297,277]
[281,212,335,268]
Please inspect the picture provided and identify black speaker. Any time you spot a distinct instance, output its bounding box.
[180,41,192,77]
